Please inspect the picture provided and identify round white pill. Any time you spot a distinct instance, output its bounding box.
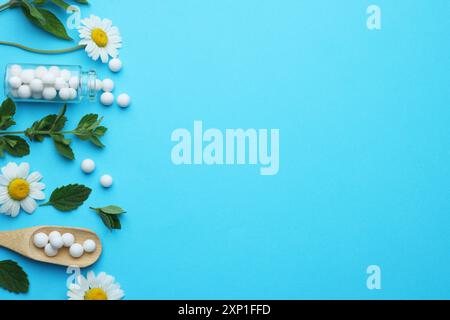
[35,66,47,79]
[108,58,123,73]
[20,69,35,84]
[54,77,67,90]
[10,89,19,98]
[100,92,114,106]
[43,87,57,100]
[30,78,44,93]
[62,233,75,247]
[83,239,96,253]
[81,159,95,173]
[100,174,113,188]
[8,76,22,89]
[32,92,43,100]
[49,231,63,249]
[60,69,71,81]
[69,243,84,258]
[68,88,78,100]
[9,64,22,77]
[117,93,131,108]
[44,243,58,257]
[42,72,56,86]
[58,87,71,100]
[48,66,61,77]
[18,85,32,99]
[102,78,114,92]
[33,233,48,248]
[69,76,79,89]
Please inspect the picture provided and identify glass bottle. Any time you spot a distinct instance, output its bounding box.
[4,63,98,104]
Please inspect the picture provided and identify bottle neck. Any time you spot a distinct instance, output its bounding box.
[80,70,97,102]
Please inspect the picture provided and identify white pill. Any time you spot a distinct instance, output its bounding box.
[43,87,57,100]
[44,243,58,257]
[33,233,48,248]
[35,66,47,79]
[100,174,113,188]
[117,93,131,108]
[69,76,79,89]
[102,78,114,92]
[30,78,44,93]
[20,69,35,84]
[100,92,114,106]
[68,88,78,100]
[48,66,60,77]
[81,159,95,173]
[8,76,22,89]
[83,239,96,253]
[42,72,56,85]
[58,87,71,100]
[32,92,43,100]
[49,231,63,249]
[18,85,32,99]
[69,243,84,258]
[60,69,71,81]
[54,77,67,90]
[62,233,75,247]
[108,58,123,73]
[9,64,22,77]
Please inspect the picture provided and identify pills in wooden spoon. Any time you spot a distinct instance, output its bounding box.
[33,230,98,258]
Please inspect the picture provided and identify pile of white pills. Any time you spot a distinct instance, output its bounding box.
[8,64,80,101]
[33,230,97,259]
[99,76,131,108]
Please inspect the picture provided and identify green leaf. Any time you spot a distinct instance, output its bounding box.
[25,106,67,142]
[0,136,30,158]
[75,0,89,4]
[0,98,16,130]
[53,138,75,160]
[21,6,72,40]
[90,206,125,231]
[0,260,29,294]
[50,0,70,10]
[22,0,46,24]
[42,184,92,212]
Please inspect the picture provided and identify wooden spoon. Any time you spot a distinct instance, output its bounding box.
[0,226,102,268]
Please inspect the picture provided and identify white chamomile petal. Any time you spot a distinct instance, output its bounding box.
[26,171,42,183]
[2,162,18,180]
[20,197,37,214]
[10,201,20,217]
[17,163,30,178]
[0,175,9,186]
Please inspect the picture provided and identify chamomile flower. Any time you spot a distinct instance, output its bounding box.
[0,162,45,218]
[67,271,125,300]
[78,15,122,63]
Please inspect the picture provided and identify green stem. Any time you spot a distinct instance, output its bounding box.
[0,41,85,54]
[0,130,75,135]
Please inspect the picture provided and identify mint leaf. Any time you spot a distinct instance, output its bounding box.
[0,98,16,130]
[42,184,91,212]
[21,6,72,40]
[0,260,29,294]
[0,136,30,158]
[90,206,126,231]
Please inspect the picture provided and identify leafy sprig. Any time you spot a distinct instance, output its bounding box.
[0,98,107,160]
[90,205,126,231]
[41,184,92,211]
[0,260,29,294]
[0,0,89,40]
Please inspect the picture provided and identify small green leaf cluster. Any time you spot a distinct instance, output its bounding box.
[90,205,126,231]
[0,260,29,294]
[2,0,89,40]
[0,98,107,160]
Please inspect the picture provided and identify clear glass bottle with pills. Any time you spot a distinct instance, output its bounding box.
[4,63,98,104]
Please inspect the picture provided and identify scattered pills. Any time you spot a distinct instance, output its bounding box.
[100,92,114,106]
[18,85,32,99]
[83,239,96,253]
[117,93,131,108]
[100,174,113,188]
[108,58,122,73]
[43,87,57,100]
[30,78,44,93]
[44,243,58,257]
[69,243,84,258]
[102,78,114,92]
[33,233,49,249]
[62,233,75,248]
[8,76,22,89]
[81,159,96,174]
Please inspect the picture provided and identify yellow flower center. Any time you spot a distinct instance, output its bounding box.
[8,179,30,201]
[84,288,108,300]
[91,28,108,47]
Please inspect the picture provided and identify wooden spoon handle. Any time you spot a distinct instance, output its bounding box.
[0,228,34,257]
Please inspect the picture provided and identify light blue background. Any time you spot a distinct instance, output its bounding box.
[0,0,449,300]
